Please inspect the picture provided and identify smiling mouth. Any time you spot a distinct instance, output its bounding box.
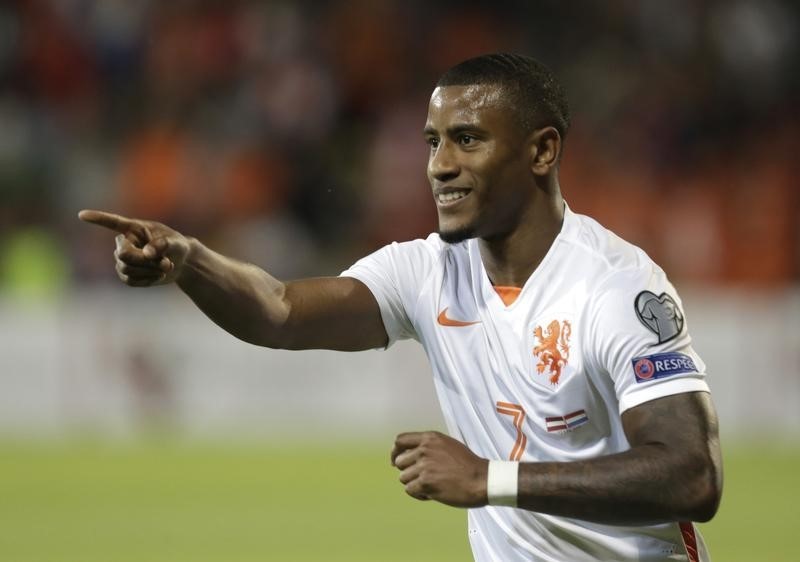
[435,189,470,205]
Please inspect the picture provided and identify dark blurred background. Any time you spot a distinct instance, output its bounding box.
[0,0,797,298]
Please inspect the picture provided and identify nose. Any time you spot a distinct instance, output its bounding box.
[427,141,459,183]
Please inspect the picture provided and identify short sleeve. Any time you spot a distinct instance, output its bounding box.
[585,266,710,414]
[340,237,441,348]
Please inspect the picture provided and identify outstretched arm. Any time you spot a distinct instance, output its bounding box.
[391,391,722,525]
[79,210,388,351]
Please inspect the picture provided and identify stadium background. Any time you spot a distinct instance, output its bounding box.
[0,1,797,560]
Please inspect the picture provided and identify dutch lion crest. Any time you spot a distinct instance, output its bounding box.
[533,319,572,385]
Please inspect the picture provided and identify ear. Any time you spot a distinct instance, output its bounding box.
[528,126,561,176]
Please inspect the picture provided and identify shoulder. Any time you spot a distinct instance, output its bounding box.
[386,232,450,258]
[560,207,686,342]
[562,208,657,274]
[377,233,453,273]
[343,232,456,286]
[560,207,664,290]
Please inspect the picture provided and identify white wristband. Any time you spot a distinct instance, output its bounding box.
[487,460,519,507]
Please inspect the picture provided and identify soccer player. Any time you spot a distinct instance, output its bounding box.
[80,53,722,561]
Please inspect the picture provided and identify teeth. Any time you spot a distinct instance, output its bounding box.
[437,190,468,203]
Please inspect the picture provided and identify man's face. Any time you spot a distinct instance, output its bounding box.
[424,84,533,243]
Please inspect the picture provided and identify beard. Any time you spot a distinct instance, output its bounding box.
[437,224,476,244]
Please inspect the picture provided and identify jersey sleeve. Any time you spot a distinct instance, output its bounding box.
[340,236,441,347]
[585,266,710,414]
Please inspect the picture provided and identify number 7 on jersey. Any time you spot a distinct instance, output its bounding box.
[496,401,527,461]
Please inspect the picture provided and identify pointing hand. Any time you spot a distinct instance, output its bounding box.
[78,210,192,287]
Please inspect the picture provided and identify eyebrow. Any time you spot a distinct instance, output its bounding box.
[423,123,486,137]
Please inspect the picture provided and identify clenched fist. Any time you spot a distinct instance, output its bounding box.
[391,430,489,508]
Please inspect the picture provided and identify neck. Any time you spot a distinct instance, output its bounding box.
[478,191,564,288]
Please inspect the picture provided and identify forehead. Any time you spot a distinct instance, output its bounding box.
[426,84,510,127]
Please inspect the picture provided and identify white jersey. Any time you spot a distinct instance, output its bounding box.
[342,205,711,562]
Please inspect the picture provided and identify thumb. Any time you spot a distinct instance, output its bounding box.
[143,237,176,273]
[143,236,169,260]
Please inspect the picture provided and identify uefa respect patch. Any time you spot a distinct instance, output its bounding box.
[631,352,698,383]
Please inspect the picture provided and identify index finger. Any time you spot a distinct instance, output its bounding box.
[78,210,140,235]
[391,432,424,466]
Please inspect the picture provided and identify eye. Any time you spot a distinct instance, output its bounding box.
[426,137,440,149]
[458,134,475,146]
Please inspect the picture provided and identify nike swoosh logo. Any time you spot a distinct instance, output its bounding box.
[437,308,481,327]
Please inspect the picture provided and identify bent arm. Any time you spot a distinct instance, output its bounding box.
[178,238,388,351]
[516,391,723,525]
[392,392,722,524]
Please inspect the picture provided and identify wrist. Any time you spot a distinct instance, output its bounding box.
[175,237,201,285]
[487,460,519,507]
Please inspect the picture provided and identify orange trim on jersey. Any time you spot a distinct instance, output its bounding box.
[493,286,522,306]
[679,522,699,562]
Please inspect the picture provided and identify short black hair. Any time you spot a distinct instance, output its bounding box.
[437,53,570,140]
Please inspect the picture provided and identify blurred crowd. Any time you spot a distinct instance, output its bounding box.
[0,0,798,301]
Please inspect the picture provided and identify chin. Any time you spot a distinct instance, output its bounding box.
[437,225,476,244]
